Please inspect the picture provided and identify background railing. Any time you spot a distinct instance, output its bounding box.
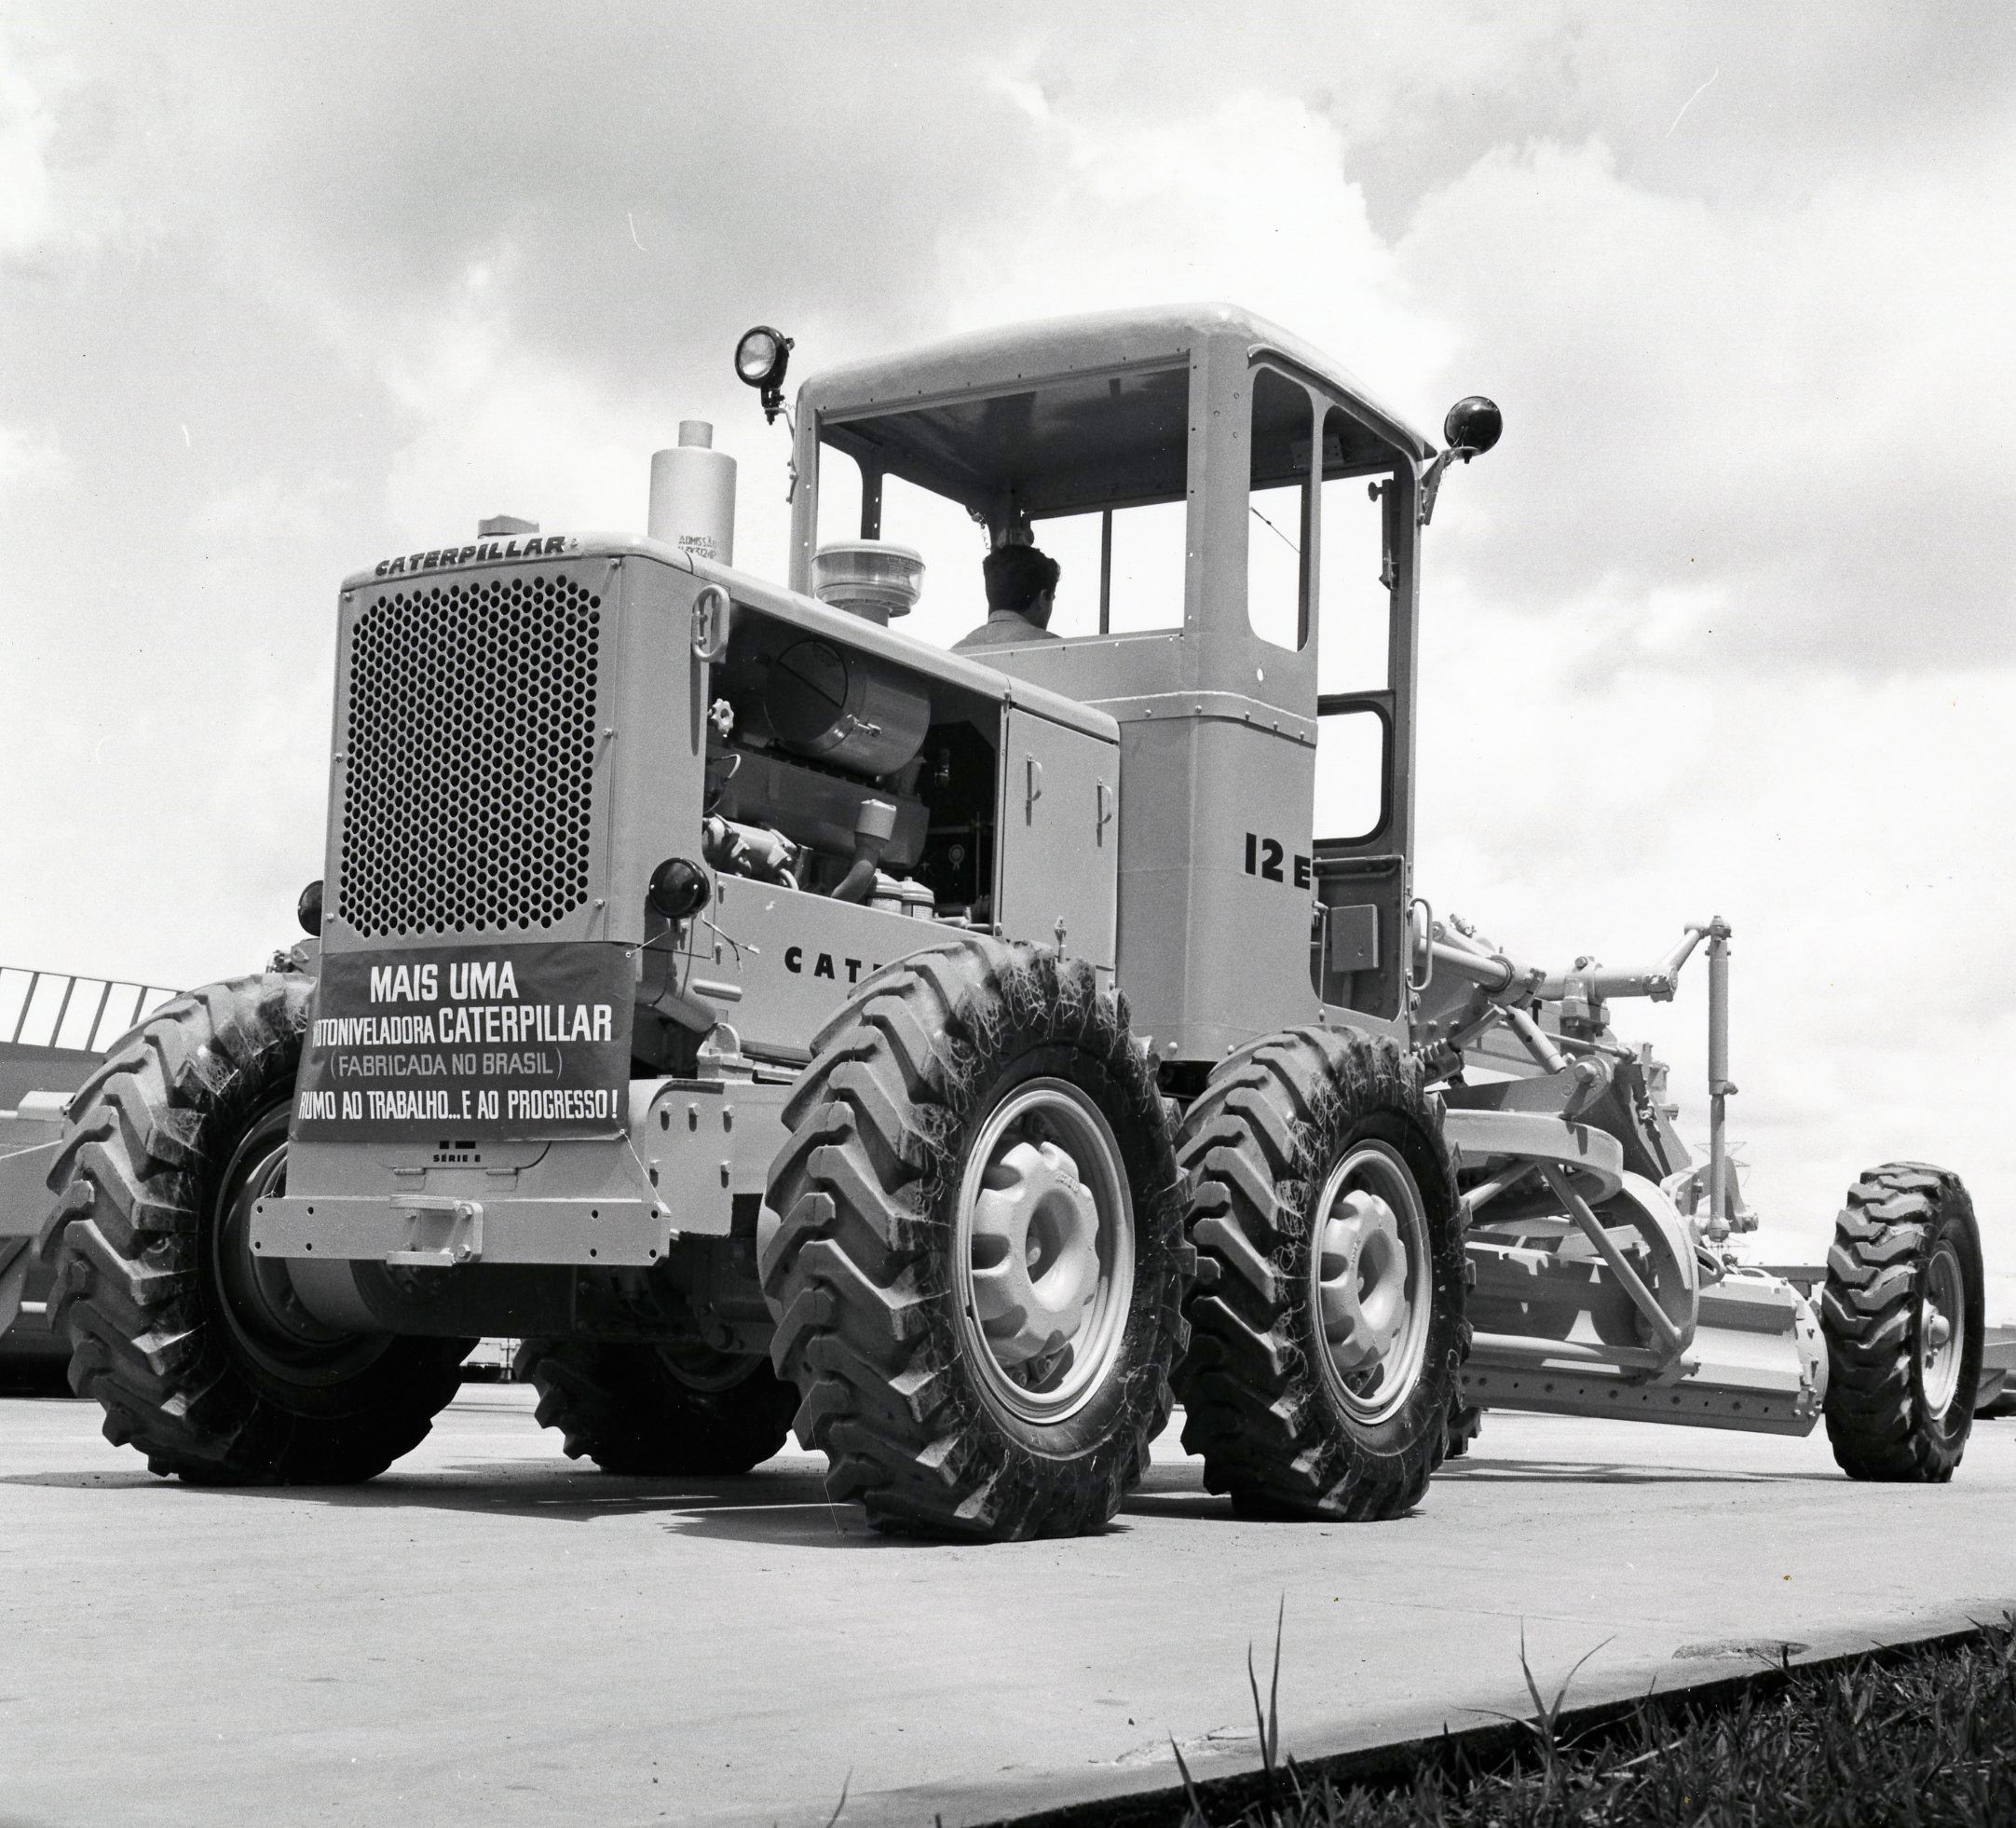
[0,967,180,1056]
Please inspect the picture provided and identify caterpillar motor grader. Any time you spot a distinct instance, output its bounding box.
[37,305,1982,1537]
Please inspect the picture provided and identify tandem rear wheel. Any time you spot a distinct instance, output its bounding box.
[1175,1027,1469,1521]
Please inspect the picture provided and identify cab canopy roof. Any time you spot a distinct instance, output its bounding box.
[799,303,1434,523]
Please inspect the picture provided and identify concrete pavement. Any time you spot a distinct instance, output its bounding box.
[3,1385,2012,1827]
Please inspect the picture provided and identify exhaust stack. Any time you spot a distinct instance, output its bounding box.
[649,420,737,565]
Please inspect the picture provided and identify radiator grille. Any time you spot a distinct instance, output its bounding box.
[334,571,602,938]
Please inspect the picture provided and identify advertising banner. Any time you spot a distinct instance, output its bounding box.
[293,942,633,1142]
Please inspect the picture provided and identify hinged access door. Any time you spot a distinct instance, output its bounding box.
[996,708,1119,973]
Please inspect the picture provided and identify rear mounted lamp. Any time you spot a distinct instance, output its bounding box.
[297,879,324,935]
[1442,395,1503,457]
[647,856,712,922]
[1418,394,1504,527]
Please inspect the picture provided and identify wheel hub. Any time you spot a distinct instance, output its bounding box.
[1317,1189,1410,1372]
[1921,1241,1965,1418]
[970,1140,1103,1368]
[954,1079,1135,1426]
[1308,1142,1433,1425]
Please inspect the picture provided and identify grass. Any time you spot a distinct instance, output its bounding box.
[1108,1615,2016,1828]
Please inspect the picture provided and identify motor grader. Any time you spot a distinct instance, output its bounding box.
[36,305,1982,1537]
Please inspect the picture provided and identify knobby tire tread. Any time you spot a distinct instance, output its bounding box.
[47,970,467,1483]
[1820,1162,1982,1481]
[1174,1026,1468,1521]
[519,1339,798,1476]
[760,937,1190,1541]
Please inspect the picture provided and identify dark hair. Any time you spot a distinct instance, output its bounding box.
[983,542,1060,614]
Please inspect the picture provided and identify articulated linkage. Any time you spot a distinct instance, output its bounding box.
[1426,912,1742,1238]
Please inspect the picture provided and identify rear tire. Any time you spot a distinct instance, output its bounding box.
[519,1339,797,1475]
[1445,1398,1484,1461]
[47,971,470,1483]
[762,938,1190,1540]
[1821,1163,1982,1481]
[1175,1028,1466,1520]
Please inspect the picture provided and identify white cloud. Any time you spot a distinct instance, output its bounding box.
[988,71,1053,125]
[370,258,664,547]
[0,421,70,498]
[942,89,1457,406]
[0,31,62,259]
[1400,134,2016,667]
[192,471,347,544]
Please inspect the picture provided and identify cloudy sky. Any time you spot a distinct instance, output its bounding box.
[3,3,2012,1290]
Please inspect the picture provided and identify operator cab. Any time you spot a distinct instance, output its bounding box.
[783,306,1442,1057]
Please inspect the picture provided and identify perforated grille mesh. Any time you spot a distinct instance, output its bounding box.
[334,571,603,938]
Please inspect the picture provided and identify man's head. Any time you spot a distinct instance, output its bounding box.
[983,542,1061,628]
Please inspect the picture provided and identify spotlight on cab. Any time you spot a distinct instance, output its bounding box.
[733,325,795,424]
[1418,394,1504,526]
[1442,396,1503,458]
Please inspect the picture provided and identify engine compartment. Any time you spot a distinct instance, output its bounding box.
[705,608,1002,923]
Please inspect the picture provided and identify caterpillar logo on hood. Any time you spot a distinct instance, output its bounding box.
[784,946,874,986]
[375,534,576,578]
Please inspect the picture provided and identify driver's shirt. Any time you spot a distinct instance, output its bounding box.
[953,611,1061,651]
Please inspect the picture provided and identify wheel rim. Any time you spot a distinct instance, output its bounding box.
[209,1102,387,1386]
[1922,1240,1966,1418]
[1309,1140,1434,1426]
[954,1077,1136,1426]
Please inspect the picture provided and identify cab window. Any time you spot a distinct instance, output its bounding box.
[1246,365,1315,651]
[815,362,1192,649]
[1317,404,1393,694]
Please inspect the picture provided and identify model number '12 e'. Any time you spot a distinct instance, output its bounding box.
[1245,832,1312,890]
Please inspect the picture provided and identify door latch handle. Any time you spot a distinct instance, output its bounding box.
[691,584,731,662]
[1025,754,1043,822]
[1408,895,1435,993]
[1095,778,1115,841]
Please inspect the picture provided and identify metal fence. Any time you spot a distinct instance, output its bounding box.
[0,966,180,1056]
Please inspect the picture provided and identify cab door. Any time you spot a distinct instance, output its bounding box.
[995,707,1119,975]
[1310,408,1419,1023]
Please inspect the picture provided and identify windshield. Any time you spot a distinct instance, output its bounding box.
[813,362,1191,650]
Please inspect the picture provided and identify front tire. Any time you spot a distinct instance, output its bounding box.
[47,972,470,1483]
[1175,1028,1466,1520]
[1821,1163,1983,1481]
[762,939,1190,1540]
[520,1339,797,1475]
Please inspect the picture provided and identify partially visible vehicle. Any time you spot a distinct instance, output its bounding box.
[0,966,176,1380]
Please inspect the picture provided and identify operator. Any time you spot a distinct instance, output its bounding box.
[953,542,1062,650]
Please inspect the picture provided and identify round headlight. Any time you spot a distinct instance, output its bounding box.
[734,324,791,390]
[1442,395,1503,457]
[647,856,712,922]
[297,879,324,935]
